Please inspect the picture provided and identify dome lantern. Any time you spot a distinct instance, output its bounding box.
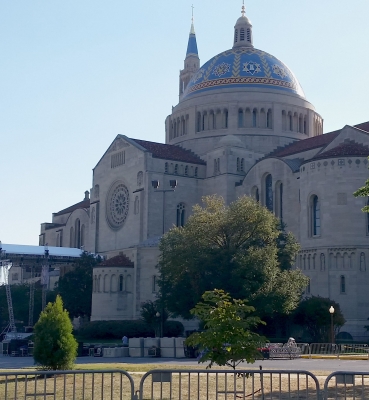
[233,1,253,48]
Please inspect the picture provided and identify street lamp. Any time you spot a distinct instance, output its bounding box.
[329,306,335,344]
[151,180,178,234]
[155,311,162,338]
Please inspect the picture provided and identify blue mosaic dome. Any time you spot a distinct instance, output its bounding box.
[182,47,305,100]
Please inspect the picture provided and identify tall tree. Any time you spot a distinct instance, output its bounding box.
[293,296,345,342]
[57,253,101,318]
[354,170,369,212]
[158,195,307,319]
[33,295,78,370]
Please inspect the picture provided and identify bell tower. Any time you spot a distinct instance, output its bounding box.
[179,7,200,99]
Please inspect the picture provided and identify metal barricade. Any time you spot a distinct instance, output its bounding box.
[309,343,369,360]
[138,369,321,400]
[323,371,369,399]
[0,369,135,400]
[309,343,340,358]
[338,343,369,360]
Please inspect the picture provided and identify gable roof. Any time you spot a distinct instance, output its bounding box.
[100,254,134,267]
[268,131,340,157]
[54,199,90,216]
[268,121,369,158]
[311,140,369,161]
[131,139,206,165]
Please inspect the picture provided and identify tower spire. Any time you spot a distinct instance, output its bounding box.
[241,0,245,17]
[179,7,200,98]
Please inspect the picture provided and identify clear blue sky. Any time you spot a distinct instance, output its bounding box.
[1,1,369,245]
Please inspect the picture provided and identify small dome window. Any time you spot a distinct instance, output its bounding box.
[234,29,238,43]
[240,28,245,41]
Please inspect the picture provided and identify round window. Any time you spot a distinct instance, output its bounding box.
[106,181,130,230]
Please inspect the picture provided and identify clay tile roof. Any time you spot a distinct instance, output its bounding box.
[54,199,90,216]
[100,254,134,267]
[312,140,369,160]
[132,139,206,165]
[354,121,369,132]
[268,131,340,157]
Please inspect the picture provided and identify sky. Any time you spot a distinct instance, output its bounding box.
[1,0,369,245]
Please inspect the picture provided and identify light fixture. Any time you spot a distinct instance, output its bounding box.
[329,306,335,314]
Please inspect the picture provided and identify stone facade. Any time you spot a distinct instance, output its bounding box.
[40,9,369,339]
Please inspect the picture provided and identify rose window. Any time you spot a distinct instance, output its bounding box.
[106,182,130,230]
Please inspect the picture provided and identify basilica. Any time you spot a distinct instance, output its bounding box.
[40,6,369,339]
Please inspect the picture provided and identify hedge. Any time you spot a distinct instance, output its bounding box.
[76,320,184,339]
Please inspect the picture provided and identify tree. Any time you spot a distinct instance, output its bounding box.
[158,195,308,319]
[33,295,78,370]
[57,253,101,318]
[140,300,168,337]
[185,289,265,369]
[354,170,369,212]
[293,296,346,342]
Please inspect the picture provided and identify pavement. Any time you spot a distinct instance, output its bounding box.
[0,356,369,373]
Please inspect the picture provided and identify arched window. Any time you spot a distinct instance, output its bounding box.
[70,227,74,248]
[240,28,245,41]
[275,182,283,220]
[210,111,215,129]
[224,109,229,128]
[311,195,321,236]
[340,275,346,293]
[267,109,272,129]
[80,224,85,248]
[299,114,303,133]
[252,109,258,127]
[119,275,124,292]
[197,112,201,132]
[265,174,273,212]
[360,252,366,271]
[234,29,238,43]
[177,203,186,227]
[75,219,81,248]
[238,109,244,128]
[320,253,325,270]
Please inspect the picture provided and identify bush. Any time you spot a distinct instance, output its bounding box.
[76,319,184,339]
[33,295,78,370]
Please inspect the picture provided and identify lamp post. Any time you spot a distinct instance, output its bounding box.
[151,180,178,234]
[329,306,335,344]
[155,311,162,338]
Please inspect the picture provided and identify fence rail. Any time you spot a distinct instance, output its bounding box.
[0,369,135,400]
[138,369,321,400]
[2,368,369,399]
[308,343,369,359]
[324,371,369,399]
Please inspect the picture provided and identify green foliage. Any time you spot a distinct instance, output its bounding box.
[293,296,346,342]
[0,284,56,331]
[185,289,265,369]
[353,161,369,212]
[57,253,101,318]
[33,295,78,370]
[76,319,184,339]
[140,300,169,337]
[158,195,307,320]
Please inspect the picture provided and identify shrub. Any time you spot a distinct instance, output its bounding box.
[164,321,184,337]
[33,295,78,370]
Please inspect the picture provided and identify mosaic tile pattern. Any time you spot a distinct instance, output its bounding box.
[182,47,305,99]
